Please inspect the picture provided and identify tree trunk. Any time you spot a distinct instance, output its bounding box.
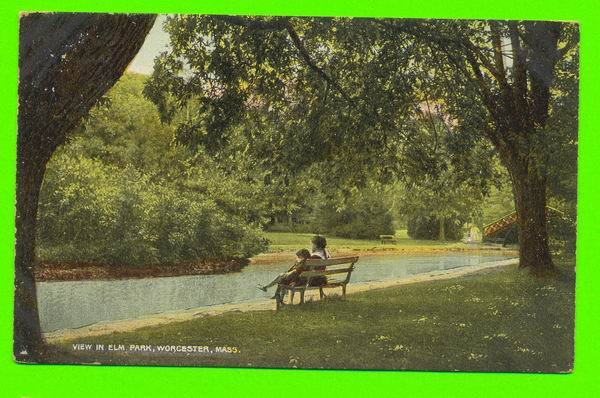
[438,216,446,241]
[13,145,47,360]
[508,160,554,275]
[15,12,156,362]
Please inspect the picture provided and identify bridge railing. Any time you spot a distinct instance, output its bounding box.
[483,212,518,237]
[482,206,570,238]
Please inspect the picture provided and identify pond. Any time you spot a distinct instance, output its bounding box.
[38,253,512,333]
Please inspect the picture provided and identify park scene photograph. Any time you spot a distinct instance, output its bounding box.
[15,13,577,372]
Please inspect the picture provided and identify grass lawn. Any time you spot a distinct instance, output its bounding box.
[50,260,574,372]
[263,230,465,253]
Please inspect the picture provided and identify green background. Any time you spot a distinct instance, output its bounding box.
[0,0,597,396]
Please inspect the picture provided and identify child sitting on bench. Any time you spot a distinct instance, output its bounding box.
[258,249,313,298]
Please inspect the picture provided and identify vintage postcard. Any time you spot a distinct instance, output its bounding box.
[14,12,577,372]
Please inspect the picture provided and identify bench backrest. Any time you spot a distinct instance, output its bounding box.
[298,256,359,285]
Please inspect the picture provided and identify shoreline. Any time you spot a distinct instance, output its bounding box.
[251,245,518,265]
[36,245,518,282]
[35,258,250,283]
[44,257,519,343]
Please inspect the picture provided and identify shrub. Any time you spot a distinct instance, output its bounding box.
[547,211,576,256]
[407,215,464,241]
[36,152,268,266]
[310,192,395,240]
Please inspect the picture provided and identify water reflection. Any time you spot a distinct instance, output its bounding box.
[38,253,510,332]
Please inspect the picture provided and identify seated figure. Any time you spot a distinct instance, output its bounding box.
[258,249,312,297]
[258,248,327,303]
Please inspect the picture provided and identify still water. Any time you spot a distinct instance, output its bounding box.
[38,253,511,333]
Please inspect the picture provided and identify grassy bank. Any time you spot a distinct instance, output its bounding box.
[50,260,574,372]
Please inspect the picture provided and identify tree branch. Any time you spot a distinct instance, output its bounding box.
[285,21,401,137]
[284,21,354,105]
[214,16,408,137]
[509,21,529,120]
[488,21,510,89]
[214,16,356,109]
[423,94,439,153]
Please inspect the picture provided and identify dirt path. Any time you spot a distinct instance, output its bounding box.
[44,258,518,343]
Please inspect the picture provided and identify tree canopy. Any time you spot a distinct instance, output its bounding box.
[146,16,578,274]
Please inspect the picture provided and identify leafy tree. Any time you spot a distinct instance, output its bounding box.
[37,74,268,266]
[310,182,395,240]
[394,105,495,241]
[147,16,578,275]
[398,173,483,241]
[407,215,465,241]
[410,20,578,274]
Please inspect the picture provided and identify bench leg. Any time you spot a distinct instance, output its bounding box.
[290,290,295,305]
[300,290,305,304]
[319,287,324,300]
[342,284,347,298]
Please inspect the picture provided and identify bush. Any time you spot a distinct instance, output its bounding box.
[310,192,395,240]
[35,73,269,266]
[407,215,464,241]
[547,212,576,256]
[36,153,268,266]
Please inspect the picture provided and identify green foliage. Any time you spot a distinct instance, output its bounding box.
[547,210,577,257]
[544,39,578,256]
[393,114,491,240]
[145,16,578,266]
[481,176,515,226]
[310,186,395,240]
[36,74,268,266]
[145,16,431,185]
[406,215,464,241]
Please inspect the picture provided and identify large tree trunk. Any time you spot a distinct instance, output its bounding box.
[13,144,47,360]
[15,12,156,362]
[507,158,554,275]
[465,21,567,276]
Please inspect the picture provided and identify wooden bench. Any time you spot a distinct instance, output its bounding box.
[379,234,397,244]
[276,256,359,310]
